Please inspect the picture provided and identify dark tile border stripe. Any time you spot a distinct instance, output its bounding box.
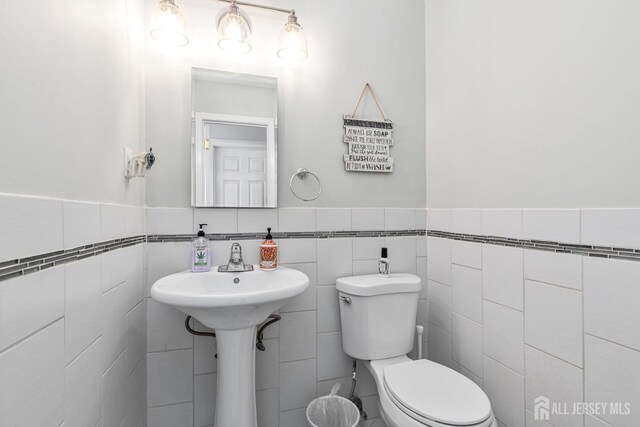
[5,227,640,283]
[427,230,640,261]
[0,230,426,282]
[0,236,146,282]
[147,229,426,242]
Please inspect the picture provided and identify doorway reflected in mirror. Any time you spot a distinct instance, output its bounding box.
[192,69,277,208]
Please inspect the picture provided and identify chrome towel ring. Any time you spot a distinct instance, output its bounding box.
[289,168,322,201]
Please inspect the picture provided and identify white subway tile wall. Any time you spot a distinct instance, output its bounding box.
[422,208,640,427]
[524,280,583,367]
[482,244,524,311]
[427,237,452,285]
[584,336,640,427]
[452,313,483,377]
[384,208,417,230]
[427,279,452,333]
[426,208,451,232]
[63,200,102,249]
[193,208,238,234]
[522,209,581,244]
[144,207,428,426]
[452,264,483,323]
[483,300,525,375]
[100,203,127,241]
[452,240,482,269]
[482,209,523,239]
[0,193,146,427]
[451,208,482,235]
[581,208,640,249]
[237,208,279,233]
[5,199,640,427]
[316,208,352,231]
[583,257,640,352]
[146,207,193,235]
[483,355,526,427]
[0,267,65,351]
[278,207,317,232]
[351,208,385,230]
[524,345,584,427]
[0,194,64,261]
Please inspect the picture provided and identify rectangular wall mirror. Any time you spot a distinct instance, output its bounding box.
[191,69,278,208]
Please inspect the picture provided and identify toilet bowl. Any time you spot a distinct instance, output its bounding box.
[336,274,496,427]
[365,356,496,427]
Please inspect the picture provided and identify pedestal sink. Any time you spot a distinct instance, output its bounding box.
[151,266,309,427]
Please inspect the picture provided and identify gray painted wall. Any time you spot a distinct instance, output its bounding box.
[426,0,640,208]
[192,79,277,118]
[0,0,146,206]
[145,0,426,208]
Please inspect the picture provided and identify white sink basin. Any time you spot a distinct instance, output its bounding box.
[151,266,309,427]
[151,266,309,329]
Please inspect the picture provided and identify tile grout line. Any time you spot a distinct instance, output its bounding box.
[584,332,640,354]
[524,342,584,371]
[0,316,64,356]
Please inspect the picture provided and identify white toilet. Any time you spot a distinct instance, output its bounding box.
[337,273,497,427]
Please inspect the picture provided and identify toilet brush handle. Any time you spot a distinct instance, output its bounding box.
[416,325,424,359]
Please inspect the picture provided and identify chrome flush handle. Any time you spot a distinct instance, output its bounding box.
[339,295,352,304]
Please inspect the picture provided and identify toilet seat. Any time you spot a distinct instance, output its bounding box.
[382,359,492,427]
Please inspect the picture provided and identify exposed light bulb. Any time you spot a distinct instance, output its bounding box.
[150,0,189,46]
[277,13,308,62]
[217,2,252,54]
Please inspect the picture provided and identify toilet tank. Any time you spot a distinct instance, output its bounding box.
[336,273,422,360]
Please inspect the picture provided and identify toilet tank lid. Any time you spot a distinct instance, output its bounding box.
[336,274,421,296]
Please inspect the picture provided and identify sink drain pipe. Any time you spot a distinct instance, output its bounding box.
[184,316,216,338]
[184,314,282,352]
[256,314,281,351]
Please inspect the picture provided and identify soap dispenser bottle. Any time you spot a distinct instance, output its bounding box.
[378,247,390,277]
[191,224,211,272]
[259,227,278,270]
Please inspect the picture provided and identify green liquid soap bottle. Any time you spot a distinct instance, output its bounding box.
[192,223,211,272]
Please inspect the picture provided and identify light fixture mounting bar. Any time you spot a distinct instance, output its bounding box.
[217,0,294,15]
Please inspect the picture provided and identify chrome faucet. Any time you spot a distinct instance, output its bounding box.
[218,243,254,272]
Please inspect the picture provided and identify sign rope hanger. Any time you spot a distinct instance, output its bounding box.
[348,82,389,122]
[343,83,394,173]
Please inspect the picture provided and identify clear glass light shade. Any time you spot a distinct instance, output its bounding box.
[217,6,252,54]
[277,19,308,62]
[150,0,189,46]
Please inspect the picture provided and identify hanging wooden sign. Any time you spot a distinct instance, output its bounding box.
[343,83,394,173]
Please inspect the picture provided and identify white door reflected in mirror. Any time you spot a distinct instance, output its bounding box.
[191,69,277,208]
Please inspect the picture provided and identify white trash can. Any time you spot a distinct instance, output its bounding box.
[306,384,361,427]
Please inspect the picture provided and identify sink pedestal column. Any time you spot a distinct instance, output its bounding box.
[214,326,258,427]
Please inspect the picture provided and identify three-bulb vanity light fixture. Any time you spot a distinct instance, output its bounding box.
[149,0,308,61]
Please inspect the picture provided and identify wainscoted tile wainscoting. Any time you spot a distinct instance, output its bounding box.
[0,193,147,427]
[425,208,640,427]
[145,207,427,427]
[4,196,639,427]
